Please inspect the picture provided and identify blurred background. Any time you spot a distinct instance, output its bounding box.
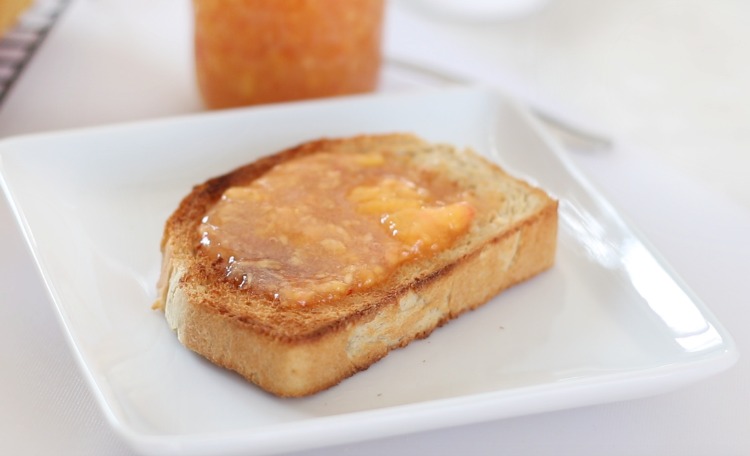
[2,0,748,210]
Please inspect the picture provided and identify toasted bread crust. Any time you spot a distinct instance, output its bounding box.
[155,134,558,397]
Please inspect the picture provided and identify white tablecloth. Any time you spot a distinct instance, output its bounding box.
[1,1,748,454]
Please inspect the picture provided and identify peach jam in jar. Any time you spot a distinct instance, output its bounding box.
[193,0,385,109]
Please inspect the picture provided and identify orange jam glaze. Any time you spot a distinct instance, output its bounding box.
[199,151,475,306]
[193,0,384,109]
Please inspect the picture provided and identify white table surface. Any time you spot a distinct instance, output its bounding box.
[1,0,749,454]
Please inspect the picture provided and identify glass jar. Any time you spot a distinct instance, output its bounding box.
[193,0,385,109]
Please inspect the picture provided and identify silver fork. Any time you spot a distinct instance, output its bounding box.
[386,56,613,152]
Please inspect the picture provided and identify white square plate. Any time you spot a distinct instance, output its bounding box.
[0,87,737,456]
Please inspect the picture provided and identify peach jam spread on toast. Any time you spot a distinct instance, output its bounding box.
[199,150,475,305]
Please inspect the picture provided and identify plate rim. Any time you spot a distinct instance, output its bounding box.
[0,85,739,456]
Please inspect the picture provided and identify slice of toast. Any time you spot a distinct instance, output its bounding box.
[154,133,558,397]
